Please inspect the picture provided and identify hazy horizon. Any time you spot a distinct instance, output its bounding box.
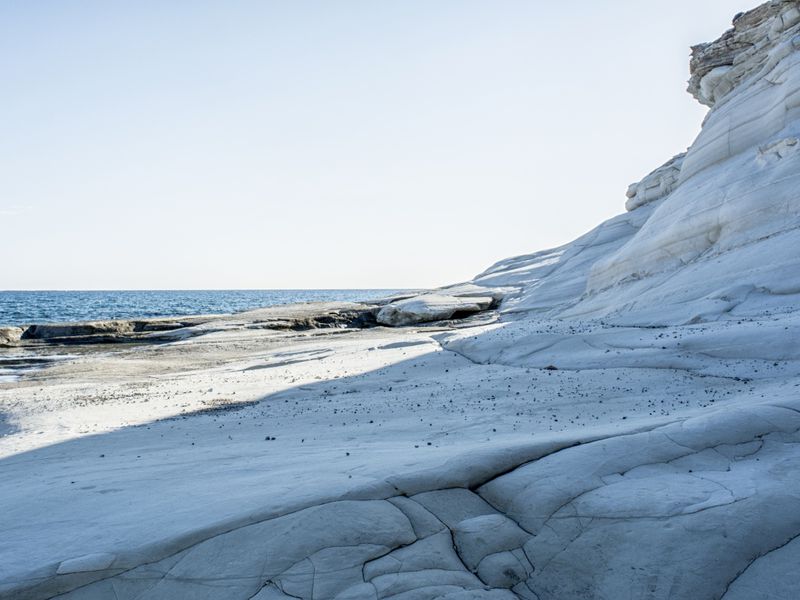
[2,1,751,290]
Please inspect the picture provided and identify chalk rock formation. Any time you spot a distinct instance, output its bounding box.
[377,294,495,327]
[376,285,505,326]
[17,401,800,600]
[473,0,800,328]
[687,0,800,107]
[3,3,800,600]
[624,152,685,211]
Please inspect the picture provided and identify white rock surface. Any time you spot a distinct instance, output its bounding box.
[2,2,800,599]
[451,514,529,571]
[376,294,495,327]
[55,554,116,575]
[624,152,685,211]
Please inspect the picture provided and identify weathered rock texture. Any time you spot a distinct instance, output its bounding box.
[14,303,385,345]
[473,0,800,328]
[0,327,22,347]
[2,2,800,600]
[10,401,800,600]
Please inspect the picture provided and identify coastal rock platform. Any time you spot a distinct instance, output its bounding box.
[2,1,800,598]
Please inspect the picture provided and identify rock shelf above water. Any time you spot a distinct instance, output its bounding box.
[2,2,800,599]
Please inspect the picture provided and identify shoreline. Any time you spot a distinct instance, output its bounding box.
[0,285,504,348]
[0,289,505,388]
[0,289,412,331]
[4,2,800,597]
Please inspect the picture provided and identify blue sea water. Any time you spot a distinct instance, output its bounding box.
[0,290,406,327]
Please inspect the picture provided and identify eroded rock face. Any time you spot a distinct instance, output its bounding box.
[376,294,495,327]
[4,3,800,600]
[624,152,685,211]
[13,304,382,345]
[687,0,800,106]
[21,321,136,340]
[23,400,800,600]
[471,0,800,327]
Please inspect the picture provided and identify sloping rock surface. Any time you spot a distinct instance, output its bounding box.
[2,2,800,600]
[12,401,799,600]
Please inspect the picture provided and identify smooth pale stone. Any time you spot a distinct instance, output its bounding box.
[56,553,116,575]
[53,579,118,600]
[436,590,518,600]
[309,544,389,600]
[6,4,800,600]
[482,405,800,599]
[71,553,186,600]
[363,532,463,581]
[375,585,474,600]
[274,558,314,599]
[436,283,508,301]
[451,515,530,571]
[53,500,415,600]
[625,152,685,211]
[387,496,446,538]
[410,489,498,529]
[471,203,656,315]
[512,580,541,600]
[252,583,299,599]
[333,582,379,600]
[476,551,531,588]
[376,295,494,327]
[465,4,800,328]
[722,535,800,600]
[370,569,484,598]
[571,473,736,519]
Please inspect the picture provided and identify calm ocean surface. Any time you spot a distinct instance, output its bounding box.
[0,290,406,327]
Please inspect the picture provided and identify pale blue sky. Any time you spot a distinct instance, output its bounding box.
[1,1,750,290]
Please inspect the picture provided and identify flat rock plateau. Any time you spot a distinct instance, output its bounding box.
[3,2,800,599]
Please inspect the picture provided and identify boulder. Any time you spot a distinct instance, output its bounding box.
[376,294,495,327]
[0,327,22,346]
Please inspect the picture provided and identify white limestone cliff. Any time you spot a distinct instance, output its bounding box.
[2,2,800,600]
[472,0,800,328]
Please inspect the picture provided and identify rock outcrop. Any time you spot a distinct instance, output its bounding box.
[0,327,22,347]
[376,294,495,327]
[373,284,505,327]
[687,0,800,107]
[472,0,800,328]
[2,3,800,600]
[624,152,685,211]
[14,400,800,600]
[12,304,383,345]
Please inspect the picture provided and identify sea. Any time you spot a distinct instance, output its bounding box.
[0,289,406,328]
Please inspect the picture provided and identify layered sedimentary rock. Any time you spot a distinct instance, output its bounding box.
[624,152,685,211]
[376,287,501,327]
[473,0,800,328]
[2,2,800,600]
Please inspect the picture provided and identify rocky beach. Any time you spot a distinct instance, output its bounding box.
[2,1,800,599]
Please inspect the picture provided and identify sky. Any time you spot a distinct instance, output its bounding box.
[0,0,753,290]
